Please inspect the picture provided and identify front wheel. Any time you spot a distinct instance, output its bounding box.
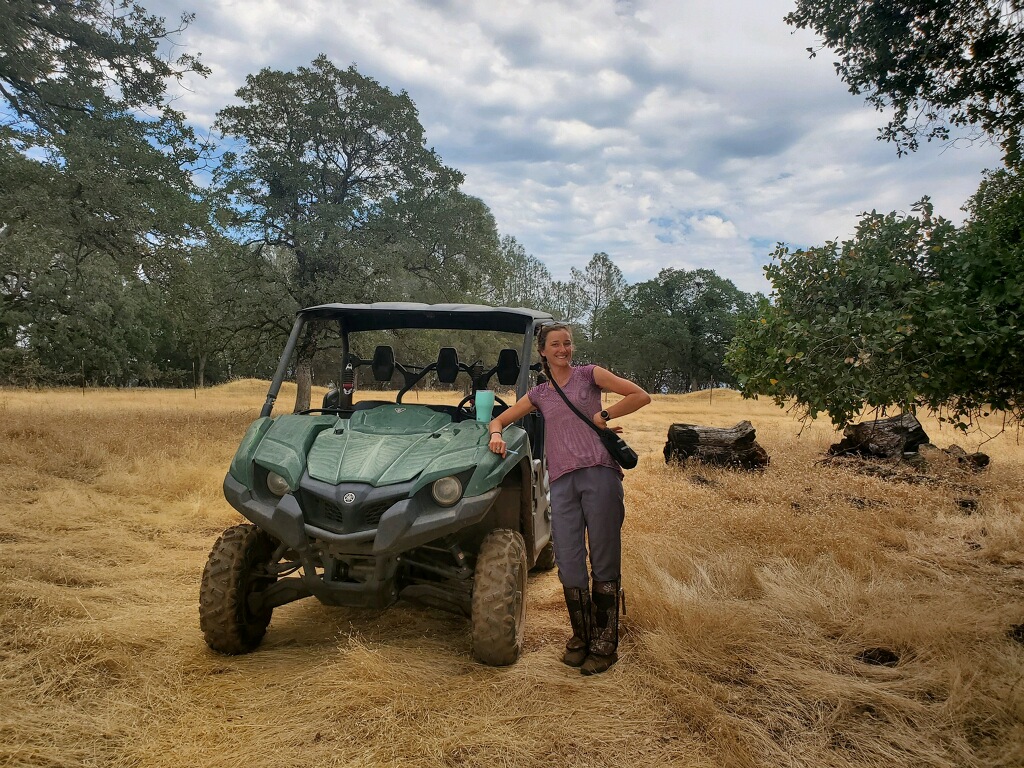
[471,529,528,666]
[199,524,278,655]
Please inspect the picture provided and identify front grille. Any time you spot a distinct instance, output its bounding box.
[317,499,346,526]
[362,501,391,526]
[302,491,396,535]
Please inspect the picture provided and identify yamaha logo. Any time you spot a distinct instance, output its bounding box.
[343,492,356,504]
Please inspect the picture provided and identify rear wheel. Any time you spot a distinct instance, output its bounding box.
[199,524,277,654]
[471,529,527,666]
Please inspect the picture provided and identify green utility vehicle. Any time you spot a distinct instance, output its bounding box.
[200,303,555,665]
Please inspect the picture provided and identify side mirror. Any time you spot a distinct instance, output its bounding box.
[371,345,395,382]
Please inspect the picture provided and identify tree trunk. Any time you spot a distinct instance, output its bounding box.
[828,414,930,458]
[664,420,769,468]
[294,357,313,412]
[292,327,320,413]
[197,353,207,388]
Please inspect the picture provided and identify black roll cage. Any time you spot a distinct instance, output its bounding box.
[261,302,555,419]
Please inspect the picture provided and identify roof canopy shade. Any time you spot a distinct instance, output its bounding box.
[299,302,554,334]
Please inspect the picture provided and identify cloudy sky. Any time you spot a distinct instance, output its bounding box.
[148,0,1002,294]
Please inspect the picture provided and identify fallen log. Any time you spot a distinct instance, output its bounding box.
[664,420,769,468]
[828,414,930,458]
[943,444,990,471]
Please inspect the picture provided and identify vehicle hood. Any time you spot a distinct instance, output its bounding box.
[305,405,496,488]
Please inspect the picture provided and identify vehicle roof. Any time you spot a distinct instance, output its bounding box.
[298,302,554,334]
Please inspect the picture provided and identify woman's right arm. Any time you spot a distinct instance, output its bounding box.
[487,394,535,458]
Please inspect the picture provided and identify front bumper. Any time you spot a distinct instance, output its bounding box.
[222,473,499,557]
[223,473,499,609]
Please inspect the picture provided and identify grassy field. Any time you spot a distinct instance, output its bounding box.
[1,381,1023,767]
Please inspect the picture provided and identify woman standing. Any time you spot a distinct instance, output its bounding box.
[487,322,651,675]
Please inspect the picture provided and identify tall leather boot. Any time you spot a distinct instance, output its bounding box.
[581,579,621,676]
[562,586,590,667]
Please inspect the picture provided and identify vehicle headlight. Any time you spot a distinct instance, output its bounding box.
[431,476,463,507]
[266,471,290,496]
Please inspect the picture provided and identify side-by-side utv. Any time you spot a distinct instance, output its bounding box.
[199,303,555,665]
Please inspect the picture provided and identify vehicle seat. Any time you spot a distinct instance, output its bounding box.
[496,348,520,386]
[371,345,396,382]
[436,347,460,384]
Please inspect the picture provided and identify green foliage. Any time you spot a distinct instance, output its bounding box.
[25,251,170,385]
[571,253,626,342]
[157,240,245,387]
[535,252,627,347]
[212,56,504,408]
[0,0,208,242]
[1,1,207,140]
[768,3,1024,424]
[547,280,588,328]
[485,236,557,311]
[593,268,757,392]
[786,1,1024,167]
[728,187,1024,427]
[213,56,491,307]
[0,0,210,386]
[0,10,760,395]
[935,170,1024,418]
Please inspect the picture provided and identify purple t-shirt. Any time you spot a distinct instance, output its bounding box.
[526,364,622,483]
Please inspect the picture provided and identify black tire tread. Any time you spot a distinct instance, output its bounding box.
[199,524,276,655]
[471,529,527,666]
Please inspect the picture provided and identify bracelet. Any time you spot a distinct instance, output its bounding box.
[490,431,502,436]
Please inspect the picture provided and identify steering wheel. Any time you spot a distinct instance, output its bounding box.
[456,393,509,418]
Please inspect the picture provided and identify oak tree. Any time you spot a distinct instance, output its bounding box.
[1,1,209,383]
[787,0,1024,166]
[727,185,1024,428]
[213,56,501,409]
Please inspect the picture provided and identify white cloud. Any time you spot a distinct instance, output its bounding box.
[147,0,1004,295]
[690,214,739,240]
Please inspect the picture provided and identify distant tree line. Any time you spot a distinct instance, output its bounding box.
[497,250,758,394]
[0,1,758,401]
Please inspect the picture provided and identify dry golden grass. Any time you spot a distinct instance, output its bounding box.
[1,382,1023,767]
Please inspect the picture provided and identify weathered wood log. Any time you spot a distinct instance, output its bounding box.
[943,444,990,471]
[664,420,769,469]
[828,414,930,458]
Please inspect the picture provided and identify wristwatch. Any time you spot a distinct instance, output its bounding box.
[600,409,610,421]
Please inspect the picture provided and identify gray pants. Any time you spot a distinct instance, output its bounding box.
[550,465,625,589]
